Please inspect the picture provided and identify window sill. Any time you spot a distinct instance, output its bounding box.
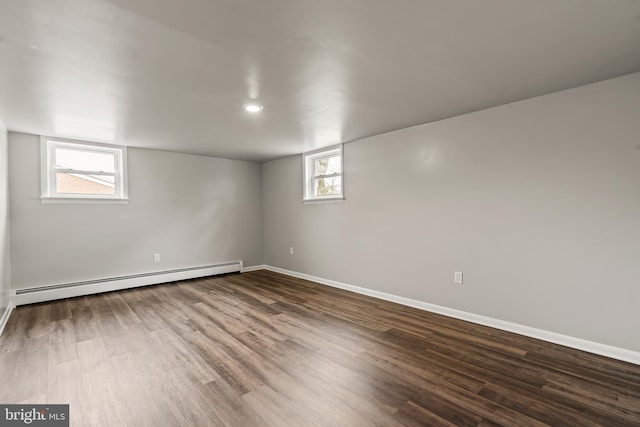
[41,197,129,205]
[302,197,345,204]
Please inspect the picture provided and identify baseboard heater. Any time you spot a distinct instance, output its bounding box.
[15,261,243,306]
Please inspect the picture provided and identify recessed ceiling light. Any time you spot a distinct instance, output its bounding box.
[244,103,263,113]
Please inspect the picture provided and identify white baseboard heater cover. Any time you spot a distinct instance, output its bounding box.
[15,261,242,306]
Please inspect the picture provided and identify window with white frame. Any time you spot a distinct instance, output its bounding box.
[303,145,343,201]
[41,137,128,201]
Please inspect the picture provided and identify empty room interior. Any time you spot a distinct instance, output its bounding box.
[1,1,640,426]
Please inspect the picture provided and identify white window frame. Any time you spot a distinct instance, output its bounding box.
[40,136,128,204]
[303,144,344,203]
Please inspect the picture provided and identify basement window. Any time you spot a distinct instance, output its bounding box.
[303,145,344,202]
[41,137,128,203]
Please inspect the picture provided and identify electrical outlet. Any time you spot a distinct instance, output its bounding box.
[289,246,294,255]
[154,253,161,262]
[454,271,463,284]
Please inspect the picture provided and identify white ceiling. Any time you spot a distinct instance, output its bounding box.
[1,0,639,162]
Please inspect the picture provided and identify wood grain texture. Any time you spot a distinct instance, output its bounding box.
[0,270,639,426]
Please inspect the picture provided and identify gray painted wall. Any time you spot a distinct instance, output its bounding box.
[263,73,640,353]
[9,133,263,289]
[0,119,11,315]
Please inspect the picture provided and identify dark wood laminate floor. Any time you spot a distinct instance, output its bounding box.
[1,270,639,426]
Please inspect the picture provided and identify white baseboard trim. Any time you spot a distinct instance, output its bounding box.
[262,265,640,366]
[0,290,16,336]
[242,264,267,273]
[15,261,242,306]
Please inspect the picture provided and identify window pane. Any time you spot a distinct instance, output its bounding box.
[56,173,115,195]
[55,147,116,173]
[313,155,341,177]
[314,176,342,196]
